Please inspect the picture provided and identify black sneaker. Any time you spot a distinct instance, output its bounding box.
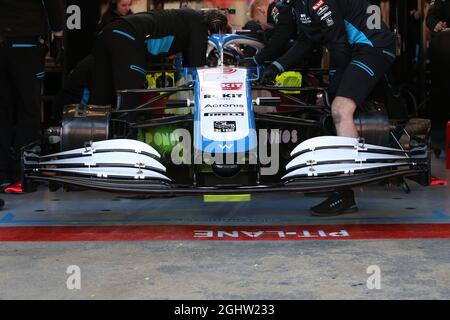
[310,189,358,217]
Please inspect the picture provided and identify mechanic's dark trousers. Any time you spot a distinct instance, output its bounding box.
[326,44,396,107]
[90,20,148,107]
[429,32,450,132]
[0,38,46,182]
[53,55,95,119]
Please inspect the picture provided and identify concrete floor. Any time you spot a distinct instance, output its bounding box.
[0,156,449,299]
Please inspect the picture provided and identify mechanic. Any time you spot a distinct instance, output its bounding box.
[426,0,450,139]
[245,0,275,34]
[53,1,134,114]
[426,0,450,33]
[0,0,65,192]
[96,0,134,36]
[243,0,321,69]
[243,0,282,58]
[89,8,228,106]
[52,55,95,115]
[261,0,396,216]
[251,0,297,65]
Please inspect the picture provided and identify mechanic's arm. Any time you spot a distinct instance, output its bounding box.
[254,3,296,64]
[269,0,349,72]
[260,31,312,84]
[182,24,208,67]
[43,0,65,35]
[274,31,313,71]
[426,0,446,32]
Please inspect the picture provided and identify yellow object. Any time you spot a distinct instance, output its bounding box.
[203,194,252,203]
[275,71,303,94]
[146,72,175,89]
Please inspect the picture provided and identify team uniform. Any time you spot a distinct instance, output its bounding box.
[90,8,210,106]
[253,1,298,64]
[426,0,450,32]
[272,0,396,106]
[425,0,450,130]
[0,0,64,184]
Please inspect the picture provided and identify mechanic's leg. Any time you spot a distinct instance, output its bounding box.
[311,48,395,216]
[90,22,147,106]
[9,42,46,182]
[333,49,395,138]
[331,96,358,138]
[90,30,114,105]
[53,55,95,116]
[0,45,14,187]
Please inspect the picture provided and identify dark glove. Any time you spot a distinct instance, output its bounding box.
[261,63,280,85]
[50,36,64,66]
[260,63,281,85]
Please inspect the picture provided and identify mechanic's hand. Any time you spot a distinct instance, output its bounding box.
[260,63,281,85]
[434,21,447,32]
[50,33,64,66]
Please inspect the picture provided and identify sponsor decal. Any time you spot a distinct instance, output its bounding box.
[204,93,243,99]
[326,17,334,26]
[222,67,237,74]
[320,11,332,21]
[204,104,244,108]
[312,0,324,11]
[300,14,312,24]
[214,121,236,133]
[221,82,244,90]
[317,5,329,16]
[204,112,245,117]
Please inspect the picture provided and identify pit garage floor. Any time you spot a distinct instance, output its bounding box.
[0,156,449,300]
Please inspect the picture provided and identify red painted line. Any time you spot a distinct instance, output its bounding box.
[1,224,450,241]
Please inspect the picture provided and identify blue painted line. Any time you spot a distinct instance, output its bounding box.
[0,205,448,227]
[0,213,15,223]
[432,209,449,219]
[0,214,449,226]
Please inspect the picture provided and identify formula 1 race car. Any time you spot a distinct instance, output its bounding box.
[22,34,432,195]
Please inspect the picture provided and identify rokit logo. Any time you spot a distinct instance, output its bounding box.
[221,82,244,90]
[204,93,243,99]
[204,104,244,108]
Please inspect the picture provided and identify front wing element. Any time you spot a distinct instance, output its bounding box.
[283,136,428,181]
[23,136,430,194]
[24,139,171,182]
